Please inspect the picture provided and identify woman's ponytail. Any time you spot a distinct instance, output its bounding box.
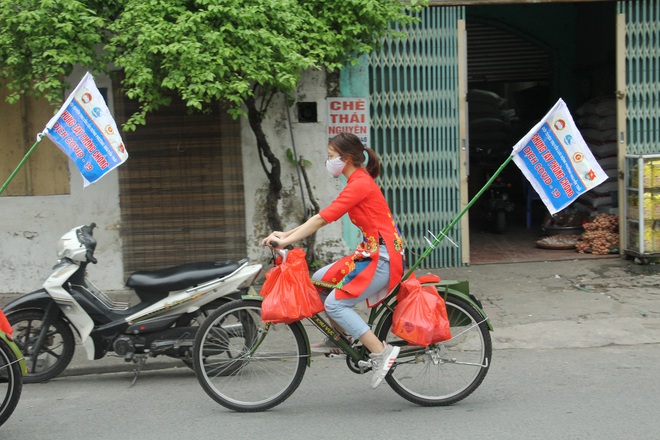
[364,147,380,179]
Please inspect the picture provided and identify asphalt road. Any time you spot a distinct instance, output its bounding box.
[2,344,659,440]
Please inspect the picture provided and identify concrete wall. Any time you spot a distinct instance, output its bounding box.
[1,67,351,296]
[0,167,125,295]
[242,68,350,266]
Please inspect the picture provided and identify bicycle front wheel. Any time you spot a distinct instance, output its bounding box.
[379,294,492,406]
[0,337,23,427]
[193,299,308,412]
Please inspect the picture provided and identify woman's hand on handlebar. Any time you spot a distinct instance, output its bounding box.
[261,217,325,250]
[261,232,287,250]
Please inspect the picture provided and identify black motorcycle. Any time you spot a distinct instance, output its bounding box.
[2,223,263,383]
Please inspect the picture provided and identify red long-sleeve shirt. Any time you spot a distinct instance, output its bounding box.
[318,168,405,306]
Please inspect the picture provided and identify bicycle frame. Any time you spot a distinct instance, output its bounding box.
[242,288,366,367]
[306,309,364,362]
[244,274,492,369]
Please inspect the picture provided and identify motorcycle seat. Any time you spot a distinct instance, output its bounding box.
[126,261,240,292]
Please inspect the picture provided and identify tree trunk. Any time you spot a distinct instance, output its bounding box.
[245,95,283,232]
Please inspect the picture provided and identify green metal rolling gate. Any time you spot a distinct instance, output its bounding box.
[369,6,465,269]
[619,0,660,156]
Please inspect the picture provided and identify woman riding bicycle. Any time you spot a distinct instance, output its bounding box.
[262,132,405,389]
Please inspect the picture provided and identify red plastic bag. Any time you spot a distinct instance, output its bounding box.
[0,310,12,336]
[392,274,451,346]
[260,248,324,324]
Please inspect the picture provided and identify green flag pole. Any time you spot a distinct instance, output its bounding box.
[403,153,515,279]
[0,135,44,196]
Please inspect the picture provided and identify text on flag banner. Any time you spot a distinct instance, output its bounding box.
[511,98,608,215]
[43,72,128,187]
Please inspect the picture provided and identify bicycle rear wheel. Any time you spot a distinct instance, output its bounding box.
[378,294,492,406]
[193,299,308,412]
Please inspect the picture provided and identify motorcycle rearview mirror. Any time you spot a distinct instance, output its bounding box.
[77,223,98,263]
[82,223,96,235]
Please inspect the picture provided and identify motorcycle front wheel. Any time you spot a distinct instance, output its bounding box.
[0,337,22,426]
[9,310,75,383]
[176,297,238,369]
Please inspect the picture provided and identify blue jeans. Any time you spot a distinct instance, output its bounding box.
[311,245,390,339]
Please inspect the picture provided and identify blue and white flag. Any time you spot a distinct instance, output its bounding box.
[511,98,608,215]
[42,72,128,187]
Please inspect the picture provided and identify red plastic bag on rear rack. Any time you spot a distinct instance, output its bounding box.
[260,248,324,324]
[392,274,451,346]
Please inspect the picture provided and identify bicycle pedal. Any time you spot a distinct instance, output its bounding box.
[325,353,345,359]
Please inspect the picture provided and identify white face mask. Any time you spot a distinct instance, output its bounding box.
[326,156,346,177]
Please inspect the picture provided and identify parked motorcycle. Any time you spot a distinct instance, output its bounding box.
[484,176,515,234]
[2,223,262,383]
[0,309,25,426]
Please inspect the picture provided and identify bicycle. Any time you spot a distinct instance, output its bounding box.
[192,249,493,412]
[0,309,26,426]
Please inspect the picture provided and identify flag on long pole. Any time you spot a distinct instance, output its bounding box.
[511,98,607,215]
[403,98,608,278]
[1,73,128,195]
[42,72,128,187]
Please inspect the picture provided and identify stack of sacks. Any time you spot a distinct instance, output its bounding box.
[468,89,515,152]
[575,97,619,214]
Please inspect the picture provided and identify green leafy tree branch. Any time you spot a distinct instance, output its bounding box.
[1,0,426,232]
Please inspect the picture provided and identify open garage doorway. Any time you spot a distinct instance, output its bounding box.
[466,2,619,263]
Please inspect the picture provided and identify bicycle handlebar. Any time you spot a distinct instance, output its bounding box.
[268,241,293,251]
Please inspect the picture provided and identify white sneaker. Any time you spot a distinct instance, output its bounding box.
[369,342,400,389]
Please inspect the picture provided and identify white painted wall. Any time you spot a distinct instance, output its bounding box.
[0,167,125,295]
[242,68,351,266]
[1,68,349,296]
